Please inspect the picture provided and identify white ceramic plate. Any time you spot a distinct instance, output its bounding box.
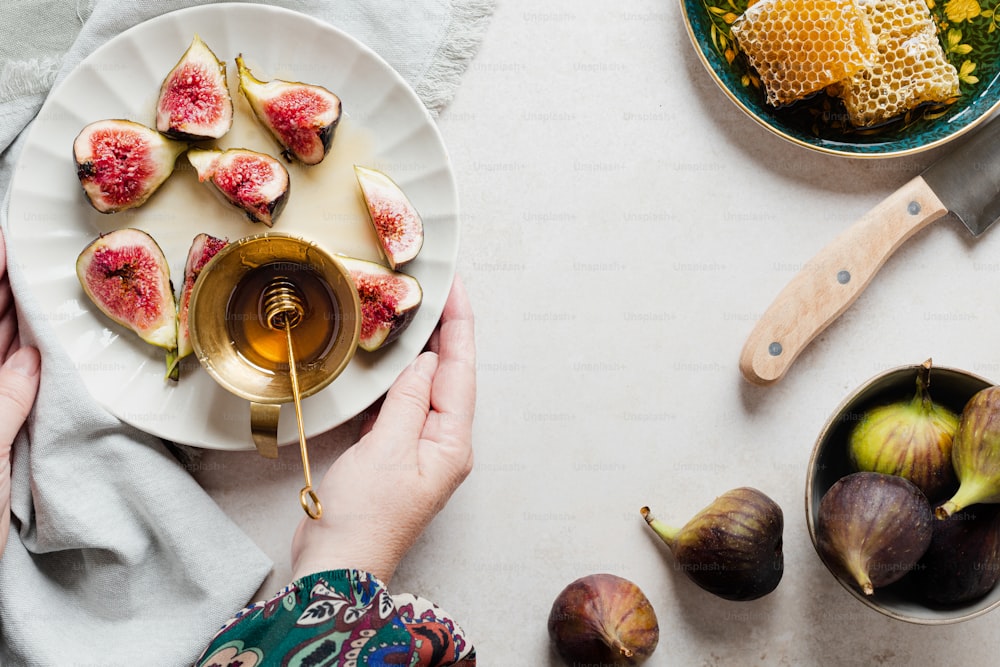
[6,4,459,450]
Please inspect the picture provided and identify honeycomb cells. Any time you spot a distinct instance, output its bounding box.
[837,0,959,127]
[732,0,959,125]
[731,0,876,107]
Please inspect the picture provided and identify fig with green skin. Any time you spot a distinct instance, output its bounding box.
[73,119,186,213]
[910,504,1000,605]
[173,233,229,374]
[641,487,784,601]
[156,34,233,140]
[236,55,341,165]
[337,256,422,352]
[355,166,424,269]
[849,359,959,502]
[816,472,933,595]
[548,574,659,666]
[187,148,289,226]
[76,229,178,379]
[937,386,1000,519]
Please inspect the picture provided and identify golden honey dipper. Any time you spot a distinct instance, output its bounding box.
[262,277,323,520]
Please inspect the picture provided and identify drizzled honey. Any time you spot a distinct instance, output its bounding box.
[226,261,340,374]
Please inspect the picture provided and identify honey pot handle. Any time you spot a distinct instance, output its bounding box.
[250,402,281,459]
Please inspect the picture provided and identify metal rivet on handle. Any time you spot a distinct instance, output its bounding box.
[768,342,782,356]
[908,201,921,215]
[837,270,851,284]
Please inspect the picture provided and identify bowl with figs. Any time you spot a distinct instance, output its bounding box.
[806,360,1000,624]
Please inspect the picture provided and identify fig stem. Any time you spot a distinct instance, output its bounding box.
[913,359,934,412]
[935,503,956,520]
[937,483,982,519]
[640,506,680,545]
[613,641,634,658]
[938,477,996,519]
[164,348,180,382]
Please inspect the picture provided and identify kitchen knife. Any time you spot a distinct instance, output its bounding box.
[740,115,1000,385]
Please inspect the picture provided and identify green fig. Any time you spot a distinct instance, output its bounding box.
[816,472,933,595]
[641,487,783,601]
[848,359,959,502]
[938,386,1000,519]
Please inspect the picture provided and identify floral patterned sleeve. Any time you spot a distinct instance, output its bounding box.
[196,569,476,667]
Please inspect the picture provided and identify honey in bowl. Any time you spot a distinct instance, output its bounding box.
[227,261,340,375]
[187,232,361,411]
[188,233,361,517]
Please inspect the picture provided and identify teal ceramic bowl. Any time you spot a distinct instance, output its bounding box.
[681,0,1000,157]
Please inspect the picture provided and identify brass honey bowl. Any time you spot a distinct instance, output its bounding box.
[188,232,361,517]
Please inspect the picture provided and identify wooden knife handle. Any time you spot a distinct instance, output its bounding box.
[739,175,949,385]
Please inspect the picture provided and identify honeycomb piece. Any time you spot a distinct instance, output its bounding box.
[836,0,959,127]
[731,0,876,107]
[856,0,931,37]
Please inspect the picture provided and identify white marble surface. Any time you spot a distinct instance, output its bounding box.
[193,0,1000,664]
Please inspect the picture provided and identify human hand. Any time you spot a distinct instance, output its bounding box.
[0,231,41,559]
[290,275,475,584]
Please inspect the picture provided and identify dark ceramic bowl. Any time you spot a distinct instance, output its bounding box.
[806,362,1000,623]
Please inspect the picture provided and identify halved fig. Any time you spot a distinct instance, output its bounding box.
[175,233,229,366]
[338,256,422,352]
[76,229,178,378]
[187,147,289,226]
[156,35,233,140]
[73,119,186,213]
[236,55,341,165]
[354,166,424,269]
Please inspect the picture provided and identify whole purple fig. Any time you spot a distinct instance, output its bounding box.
[911,504,1000,605]
[816,472,933,595]
[547,574,658,666]
[641,487,783,601]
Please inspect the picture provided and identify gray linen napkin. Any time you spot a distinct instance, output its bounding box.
[0,1,493,665]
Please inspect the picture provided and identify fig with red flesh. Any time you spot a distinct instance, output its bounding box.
[355,165,424,269]
[73,119,186,213]
[235,55,341,165]
[156,34,233,140]
[174,233,229,372]
[76,229,178,379]
[337,256,422,352]
[187,147,289,226]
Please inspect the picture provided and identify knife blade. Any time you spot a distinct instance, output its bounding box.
[740,115,1000,386]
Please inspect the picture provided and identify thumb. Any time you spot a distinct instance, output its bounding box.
[0,347,40,455]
